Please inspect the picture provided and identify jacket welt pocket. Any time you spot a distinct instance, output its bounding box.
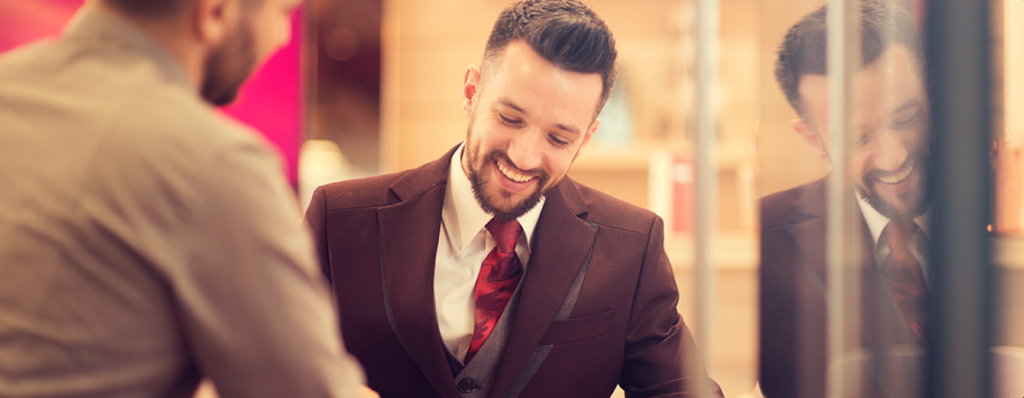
[540,309,613,345]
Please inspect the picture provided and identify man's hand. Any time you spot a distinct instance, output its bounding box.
[360,386,380,398]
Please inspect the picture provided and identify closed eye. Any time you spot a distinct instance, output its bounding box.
[890,101,924,130]
[851,133,869,147]
[549,134,570,146]
[891,112,919,129]
[497,112,522,126]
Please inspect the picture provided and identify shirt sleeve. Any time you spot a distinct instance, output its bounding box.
[170,137,365,398]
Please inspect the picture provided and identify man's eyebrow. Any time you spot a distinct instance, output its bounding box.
[496,98,527,115]
[495,98,582,136]
[554,123,581,136]
[849,99,925,131]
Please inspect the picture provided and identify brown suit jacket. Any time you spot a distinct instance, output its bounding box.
[759,178,925,398]
[304,146,722,398]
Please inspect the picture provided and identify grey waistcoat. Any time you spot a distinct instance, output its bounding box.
[445,287,523,398]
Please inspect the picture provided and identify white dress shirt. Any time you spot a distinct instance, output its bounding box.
[434,143,546,361]
[857,192,931,284]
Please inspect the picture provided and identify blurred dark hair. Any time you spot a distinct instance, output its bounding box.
[482,0,618,117]
[102,0,263,19]
[775,0,924,117]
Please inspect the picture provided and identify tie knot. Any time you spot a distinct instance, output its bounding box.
[486,218,522,254]
[882,219,919,252]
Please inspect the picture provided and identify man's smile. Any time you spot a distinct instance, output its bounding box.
[875,160,915,185]
[494,159,538,192]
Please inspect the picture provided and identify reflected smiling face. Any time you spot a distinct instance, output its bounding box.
[795,44,930,220]
[460,41,603,221]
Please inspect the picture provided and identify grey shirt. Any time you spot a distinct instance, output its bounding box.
[0,8,364,398]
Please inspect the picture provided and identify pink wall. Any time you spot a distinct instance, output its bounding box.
[0,0,303,186]
[0,1,79,51]
[220,10,304,186]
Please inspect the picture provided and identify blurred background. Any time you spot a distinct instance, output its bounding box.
[1,0,1021,397]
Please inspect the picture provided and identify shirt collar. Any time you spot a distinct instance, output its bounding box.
[443,142,545,255]
[856,191,931,246]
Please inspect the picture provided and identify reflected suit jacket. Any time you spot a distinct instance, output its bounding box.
[759,177,924,398]
[304,145,723,398]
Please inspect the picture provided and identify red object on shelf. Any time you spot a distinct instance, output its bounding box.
[672,156,694,234]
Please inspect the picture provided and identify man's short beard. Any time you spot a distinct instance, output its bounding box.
[858,153,931,220]
[466,148,549,221]
[201,17,257,106]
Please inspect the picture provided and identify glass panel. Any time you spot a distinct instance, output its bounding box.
[993,0,1024,396]
[758,1,839,397]
[758,1,931,397]
[926,0,992,395]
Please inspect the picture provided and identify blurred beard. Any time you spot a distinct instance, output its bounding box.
[200,18,257,106]
[858,153,931,220]
[465,144,551,221]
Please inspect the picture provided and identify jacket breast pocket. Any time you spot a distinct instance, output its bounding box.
[539,309,613,345]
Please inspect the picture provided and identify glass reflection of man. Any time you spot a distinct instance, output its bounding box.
[760,1,930,397]
[304,1,722,397]
[0,0,375,397]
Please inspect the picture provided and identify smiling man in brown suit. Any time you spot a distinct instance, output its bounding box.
[304,1,722,397]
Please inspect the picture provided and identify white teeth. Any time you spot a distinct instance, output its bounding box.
[877,162,914,184]
[497,161,534,183]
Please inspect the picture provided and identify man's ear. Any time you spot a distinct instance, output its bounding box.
[792,118,830,161]
[194,0,241,45]
[581,118,601,151]
[570,118,600,163]
[462,65,481,118]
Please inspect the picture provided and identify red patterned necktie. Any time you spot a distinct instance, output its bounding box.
[878,219,929,348]
[464,218,523,363]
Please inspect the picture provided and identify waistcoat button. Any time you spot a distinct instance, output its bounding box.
[457,378,481,393]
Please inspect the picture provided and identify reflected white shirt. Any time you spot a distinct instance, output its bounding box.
[857,192,931,284]
[434,143,545,361]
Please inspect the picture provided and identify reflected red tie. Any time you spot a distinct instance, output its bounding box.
[464,218,523,363]
[879,220,929,348]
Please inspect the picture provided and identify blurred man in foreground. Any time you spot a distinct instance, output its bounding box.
[760,1,930,397]
[304,0,722,397]
[0,0,371,397]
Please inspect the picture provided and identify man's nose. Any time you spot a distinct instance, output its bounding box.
[505,129,544,171]
[871,130,910,172]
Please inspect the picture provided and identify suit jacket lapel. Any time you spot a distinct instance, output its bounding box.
[787,178,874,293]
[788,178,829,294]
[490,179,597,397]
[377,146,461,398]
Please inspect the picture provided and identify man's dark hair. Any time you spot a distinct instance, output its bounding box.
[775,0,924,117]
[103,0,263,19]
[482,0,618,117]
[103,0,188,17]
